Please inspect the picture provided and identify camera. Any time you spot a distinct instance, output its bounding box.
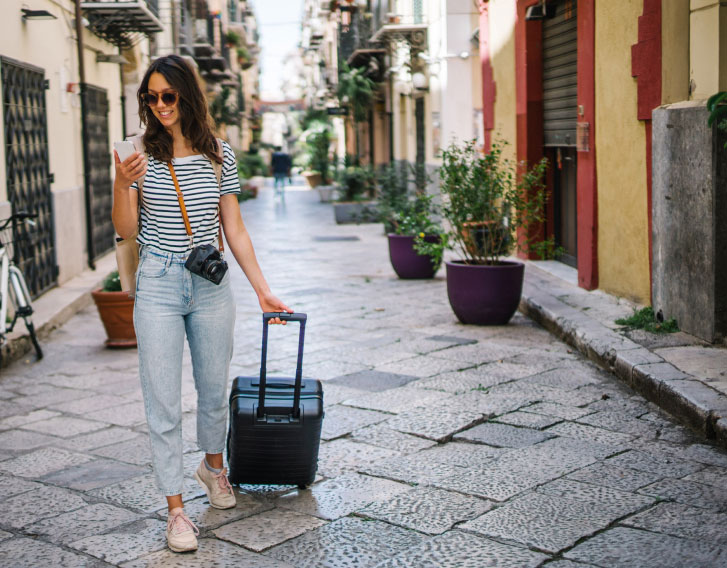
[185,244,228,285]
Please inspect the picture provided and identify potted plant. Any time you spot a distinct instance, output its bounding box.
[307,128,336,201]
[236,46,253,70]
[377,163,443,279]
[225,30,241,48]
[337,63,375,163]
[418,139,553,325]
[333,164,377,223]
[91,271,137,348]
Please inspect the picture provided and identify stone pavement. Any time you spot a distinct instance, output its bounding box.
[0,181,726,566]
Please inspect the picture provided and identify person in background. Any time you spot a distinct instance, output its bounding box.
[270,146,292,198]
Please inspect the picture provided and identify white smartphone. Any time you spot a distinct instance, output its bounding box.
[114,140,136,163]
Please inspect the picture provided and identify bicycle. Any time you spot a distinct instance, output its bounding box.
[0,211,43,364]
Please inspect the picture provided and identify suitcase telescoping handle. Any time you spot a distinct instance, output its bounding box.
[259,312,307,419]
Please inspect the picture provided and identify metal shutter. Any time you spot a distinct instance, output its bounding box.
[543,0,577,147]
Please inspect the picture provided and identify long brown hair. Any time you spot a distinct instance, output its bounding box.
[137,55,222,164]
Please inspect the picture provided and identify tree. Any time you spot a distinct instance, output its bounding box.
[337,62,376,163]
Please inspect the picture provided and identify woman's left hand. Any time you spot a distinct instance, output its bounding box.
[259,293,292,325]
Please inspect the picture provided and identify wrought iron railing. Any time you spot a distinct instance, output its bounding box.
[339,12,376,62]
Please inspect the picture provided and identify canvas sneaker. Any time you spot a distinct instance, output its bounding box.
[194,460,236,509]
[166,508,199,553]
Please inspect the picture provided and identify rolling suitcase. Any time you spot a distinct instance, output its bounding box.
[227,312,323,488]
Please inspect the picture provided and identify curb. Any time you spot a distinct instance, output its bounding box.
[519,265,727,450]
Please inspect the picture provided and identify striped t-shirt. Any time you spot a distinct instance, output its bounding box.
[133,141,240,253]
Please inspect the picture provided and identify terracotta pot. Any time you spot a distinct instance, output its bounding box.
[388,234,441,279]
[303,172,323,188]
[445,260,524,325]
[91,289,137,348]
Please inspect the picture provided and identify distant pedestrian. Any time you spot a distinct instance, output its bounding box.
[112,54,292,553]
[270,146,292,197]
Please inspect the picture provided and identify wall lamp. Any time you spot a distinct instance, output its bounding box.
[525,1,556,20]
[21,8,57,21]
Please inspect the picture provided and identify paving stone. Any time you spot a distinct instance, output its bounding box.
[416,370,509,394]
[490,382,604,408]
[495,411,563,430]
[564,526,727,567]
[446,391,533,417]
[342,387,452,414]
[385,405,484,442]
[321,405,389,440]
[0,429,61,451]
[524,367,605,390]
[214,508,326,552]
[317,438,400,478]
[3,484,88,529]
[22,415,106,438]
[683,465,727,488]
[676,443,727,468]
[541,561,596,568]
[0,409,61,430]
[264,516,425,568]
[303,360,371,381]
[90,473,204,513]
[0,473,43,499]
[359,486,493,535]
[86,402,148,427]
[122,537,295,567]
[92,435,152,466]
[605,450,704,478]
[0,447,93,478]
[24,502,140,544]
[276,472,409,520]
[375,530,548,568]
[11,385,97,409]
[638,478,727,510]
[453,422,554,448]
[0,530,11,542]
[69,518,168,565]
[41,458,148,491]
[429,341,528,365]
[585,396,651,417]
[575,411,664,438]
[326,370,419,391]
[566,462,665,492]
[0,537,104,567]
[462,480,653,553]
[622,502,727,545]
[522,401,595,421]
[321,384,367,405]
[545,421,635,447]
[57,426,140,452]
[48,394,123,415]
[350,423,437,454]
[167,491,272,530]
[375,356,468,378]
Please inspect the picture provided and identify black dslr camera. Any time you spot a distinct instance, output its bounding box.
[185,244,228,285]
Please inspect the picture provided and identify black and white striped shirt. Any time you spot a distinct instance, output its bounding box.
[133,141,240,253]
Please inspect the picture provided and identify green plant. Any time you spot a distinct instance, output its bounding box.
[307,129,332,184]
[225,30,241,47]
[209,86,239,127]
[615,307,679,334]
[237,151,266,178]
[419,139,553,266]
[337,63,376,162]
[707,91,727,149]
[102,271,122,292]
[337,165,375,201]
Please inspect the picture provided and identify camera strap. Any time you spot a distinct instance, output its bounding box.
[167,162,224,252]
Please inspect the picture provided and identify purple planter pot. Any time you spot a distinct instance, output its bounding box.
[445,260,525,325]
[387,234,441,279]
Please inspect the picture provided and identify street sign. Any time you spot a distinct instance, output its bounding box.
[326,107,348,116]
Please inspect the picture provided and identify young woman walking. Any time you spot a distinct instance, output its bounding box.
[112,54,290,553]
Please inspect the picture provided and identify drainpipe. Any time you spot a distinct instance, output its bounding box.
[119,52,127,139]
[75,0,95,269]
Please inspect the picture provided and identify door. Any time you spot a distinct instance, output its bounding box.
[1,57,58,297]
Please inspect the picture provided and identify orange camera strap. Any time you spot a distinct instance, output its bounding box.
[167,162,224,252]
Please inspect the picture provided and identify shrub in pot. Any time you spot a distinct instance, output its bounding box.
[418,139,554,325]
[91,270,137,348]
[333,165,378,223]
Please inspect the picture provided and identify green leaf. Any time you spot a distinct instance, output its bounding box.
[706,91,727,113]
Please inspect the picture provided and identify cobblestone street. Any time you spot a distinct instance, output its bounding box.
[0,182,726,567]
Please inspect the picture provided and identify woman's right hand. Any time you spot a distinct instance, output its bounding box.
[114,151,147,189]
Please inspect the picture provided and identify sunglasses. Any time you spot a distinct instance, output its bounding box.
[142,91,179,106]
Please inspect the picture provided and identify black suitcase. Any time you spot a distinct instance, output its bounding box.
[227,312,323,488]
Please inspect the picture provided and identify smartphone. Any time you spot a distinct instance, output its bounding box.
[114,140,136,163]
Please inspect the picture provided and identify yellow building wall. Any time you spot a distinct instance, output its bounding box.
[488,0,517,163]
[595,0,650,304]
[663,0,690,104]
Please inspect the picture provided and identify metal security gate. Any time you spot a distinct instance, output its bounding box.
[543,0,578,266]
[85,85,115,260]
[1,57,57,297]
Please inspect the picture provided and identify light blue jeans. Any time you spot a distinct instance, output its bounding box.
[133,245,235,496]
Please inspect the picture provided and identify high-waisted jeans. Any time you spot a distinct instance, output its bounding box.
[133,245,235,496]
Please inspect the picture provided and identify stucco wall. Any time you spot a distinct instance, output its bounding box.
[488,0,517,163]
[663,0,690,104]
[690,0,727,99]
[595,0,650,303]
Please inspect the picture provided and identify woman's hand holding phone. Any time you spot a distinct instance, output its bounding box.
[113,141,147,189]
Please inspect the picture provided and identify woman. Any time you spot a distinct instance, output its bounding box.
[112,55,290,553]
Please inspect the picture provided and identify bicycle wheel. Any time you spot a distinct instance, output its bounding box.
[23,318,42,360]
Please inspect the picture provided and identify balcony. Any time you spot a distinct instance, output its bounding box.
[80,0,163,48]
[369,14,428,54]
[339,12,385,77]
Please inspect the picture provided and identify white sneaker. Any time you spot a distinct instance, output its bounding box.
[194,460,236,509]
[166,508,199,553]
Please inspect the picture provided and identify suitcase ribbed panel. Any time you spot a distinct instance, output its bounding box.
[227,376,324,486]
